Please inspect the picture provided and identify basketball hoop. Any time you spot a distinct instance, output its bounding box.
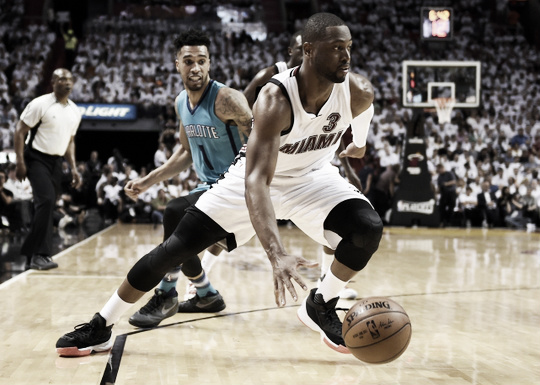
[432,97,455,124]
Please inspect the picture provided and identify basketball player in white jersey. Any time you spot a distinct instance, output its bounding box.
[56,12,382,357]
[180,28,354,308]
[243,30,303,108]
[244,30,363,300]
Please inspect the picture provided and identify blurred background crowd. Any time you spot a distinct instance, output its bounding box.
[0,0,539,239]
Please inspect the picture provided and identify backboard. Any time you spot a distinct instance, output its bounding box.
[402,60,481,108]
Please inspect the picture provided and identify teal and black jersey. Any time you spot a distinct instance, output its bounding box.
[177,80,247,192]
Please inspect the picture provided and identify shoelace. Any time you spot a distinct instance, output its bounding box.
[323,308,346,334]
[140,294,164,314]
[323,307,350,338]
[66,321,94,338]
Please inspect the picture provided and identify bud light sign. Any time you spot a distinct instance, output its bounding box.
[78,103,137,120]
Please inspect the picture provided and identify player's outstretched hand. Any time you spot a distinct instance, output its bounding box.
[271,253,318,307]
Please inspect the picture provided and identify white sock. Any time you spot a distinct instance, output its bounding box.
[320,246,334,279]
[316,269,348,302]
[201,250,218,273]
[99,291,135,327]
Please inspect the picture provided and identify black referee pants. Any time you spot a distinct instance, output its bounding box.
[21,148,62,262]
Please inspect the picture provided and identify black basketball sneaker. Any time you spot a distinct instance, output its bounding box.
[56,313,113,357]
[297,288,350,354]
[177,291,226,313]
[129,288,179,328]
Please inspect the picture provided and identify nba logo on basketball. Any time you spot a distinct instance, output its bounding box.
[367,320,381,339]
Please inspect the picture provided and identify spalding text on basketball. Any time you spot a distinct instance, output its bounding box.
[345,300,391,327]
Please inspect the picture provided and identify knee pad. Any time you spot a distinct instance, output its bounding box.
[127,234,187,292]
[349,208,383,254]
[128,207,228,291]
[334,208,383,271]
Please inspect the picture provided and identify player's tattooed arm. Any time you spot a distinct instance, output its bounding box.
[215,87,253,137]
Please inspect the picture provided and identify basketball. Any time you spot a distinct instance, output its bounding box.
[342,297,411,364]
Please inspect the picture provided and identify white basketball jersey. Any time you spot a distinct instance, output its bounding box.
[275,61,288,73]
[268,67,353,177]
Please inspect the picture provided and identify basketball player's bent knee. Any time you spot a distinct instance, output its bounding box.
[351,209,383,255]
[128,208,227,291]
[333,207,383,271]
[127,234,189,292]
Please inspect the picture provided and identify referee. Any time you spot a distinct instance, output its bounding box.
[13,68,82,270]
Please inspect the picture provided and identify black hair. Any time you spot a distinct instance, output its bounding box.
[289,30,302,47]
[302,13,346,43]
[160,128,177,149]
[173,29,211,55]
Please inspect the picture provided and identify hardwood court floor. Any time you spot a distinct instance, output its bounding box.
[0,223,539,385]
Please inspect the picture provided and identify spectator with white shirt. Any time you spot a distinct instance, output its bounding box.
[98,175,123,224]
[457,185,481,227]
[490,168,507,190]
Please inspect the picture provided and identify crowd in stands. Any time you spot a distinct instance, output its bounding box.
[0,0,56,150]
[0,0,539,235]
[0,136,201,236]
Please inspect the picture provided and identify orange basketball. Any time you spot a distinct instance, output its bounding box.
[342,297,411,364]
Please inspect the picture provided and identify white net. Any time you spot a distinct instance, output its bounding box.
[432,97,455,124]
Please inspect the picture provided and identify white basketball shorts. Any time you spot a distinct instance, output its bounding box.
[195,159,371,249]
